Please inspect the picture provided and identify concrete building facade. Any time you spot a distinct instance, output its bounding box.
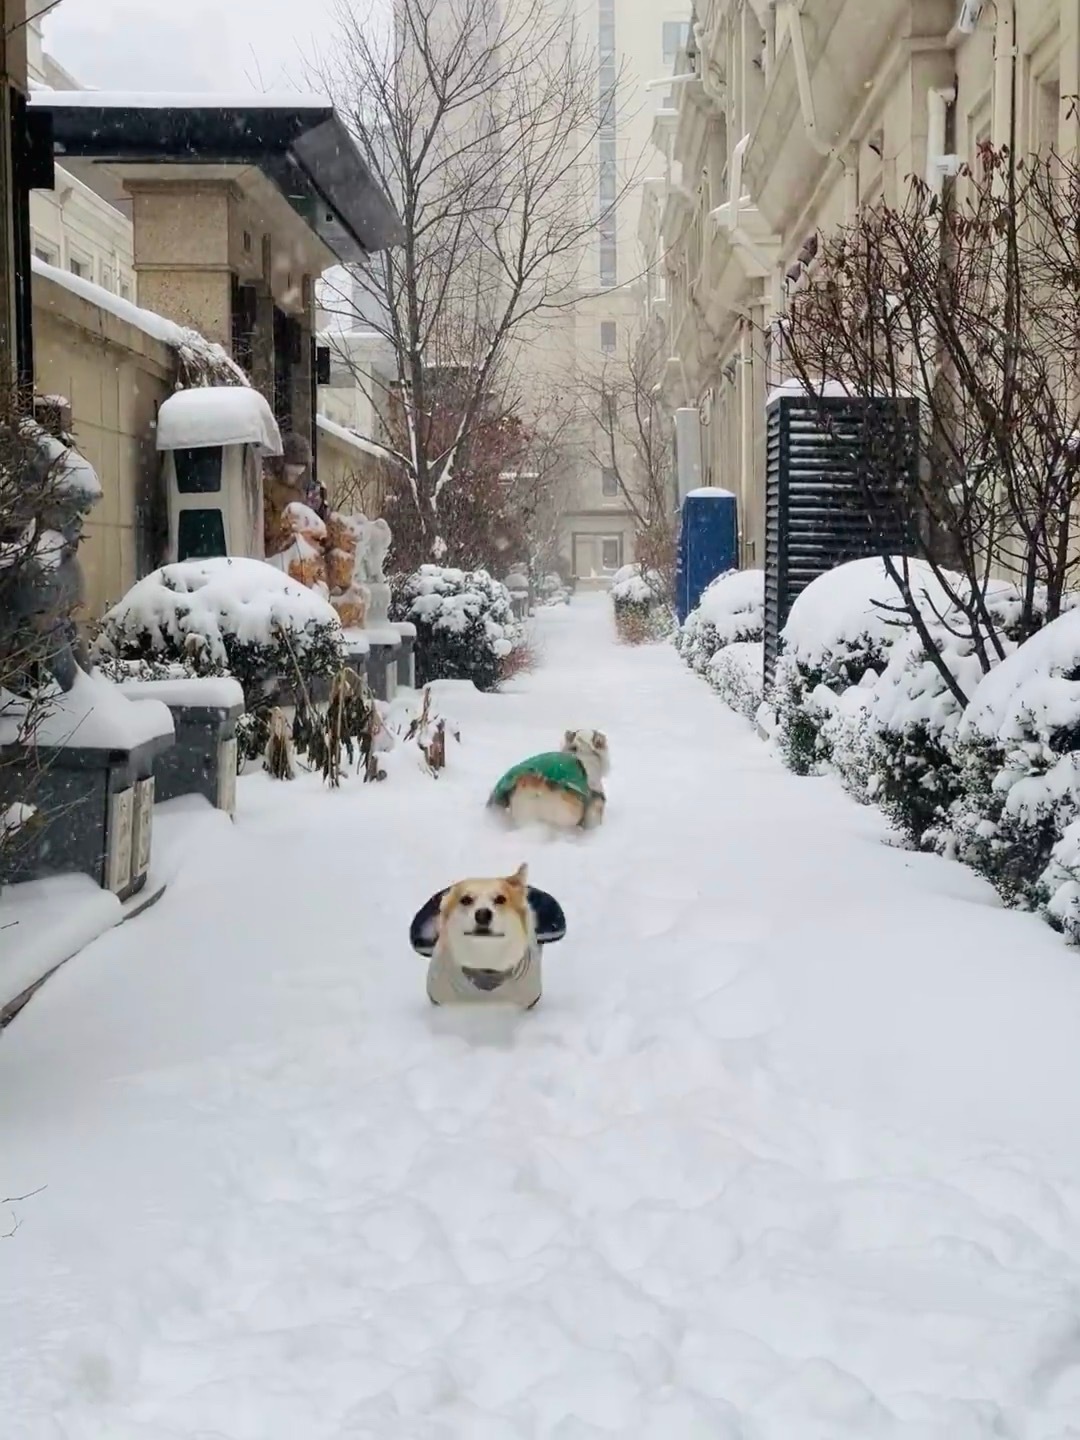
[27,16,135,300]
[643,0,1080,570]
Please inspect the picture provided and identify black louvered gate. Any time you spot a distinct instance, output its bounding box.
[764,394,918,684]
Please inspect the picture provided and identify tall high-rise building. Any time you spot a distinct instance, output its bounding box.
[551,0,690,584]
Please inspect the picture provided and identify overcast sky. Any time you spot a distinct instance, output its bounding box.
[45,0,343,94]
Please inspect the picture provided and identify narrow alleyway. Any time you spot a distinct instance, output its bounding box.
[5,595,1080,1438]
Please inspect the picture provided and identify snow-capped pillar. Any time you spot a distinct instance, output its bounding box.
[290,274,315,463]
[0,0,28,387]
[127,181,234,350]
[248,235,277,413]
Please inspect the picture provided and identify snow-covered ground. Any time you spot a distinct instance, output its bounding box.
[5,595,1080,1438]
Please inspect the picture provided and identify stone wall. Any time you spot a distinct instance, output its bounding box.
[32,269,176,617]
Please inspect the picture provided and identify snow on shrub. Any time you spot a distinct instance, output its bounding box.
[817,681,880,804]
[678,569,764,675]
[866,582,1030,847]
[947,606,1080,914]
[94,557,345,756]
[773,557,955,776]
[610,565,670,643]
[391,564,523,692]
[706,641,764,721]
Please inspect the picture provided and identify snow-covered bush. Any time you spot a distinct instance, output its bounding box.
[391,565,524,691]
[538,572,570,606]
[773,557,954,776]
[707,641,764,721]
[868,582,1041,848]
[610,565,670,643]
[678,569,764,675]
[94,557,345,757]
[817,682,880,804]
[946,608,1080,915]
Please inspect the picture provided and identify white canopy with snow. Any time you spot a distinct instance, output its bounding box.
[156,387,283,456]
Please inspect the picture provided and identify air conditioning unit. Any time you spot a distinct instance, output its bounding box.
[956,0,984,34]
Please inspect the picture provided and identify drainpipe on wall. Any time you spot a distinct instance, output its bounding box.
[925,86,956,196]
[775,0,852,187]
[726,133,750,236]
[991,0,1015,150]
[739,325,753,533]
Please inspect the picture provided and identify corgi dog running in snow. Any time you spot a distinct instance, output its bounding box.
[487,729,610,831]
[409,863,567,1009]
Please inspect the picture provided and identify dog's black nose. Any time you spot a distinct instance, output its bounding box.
[474,906,493,929]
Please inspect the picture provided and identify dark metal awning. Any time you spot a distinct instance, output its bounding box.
[29,93,403,262]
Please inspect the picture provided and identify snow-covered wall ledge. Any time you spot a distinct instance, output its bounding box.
[32,267,178,618]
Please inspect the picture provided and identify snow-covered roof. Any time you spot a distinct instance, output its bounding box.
[35,95,404,263]
[316,413,396,466]
[33,91,334,110]
[157,387,283,456]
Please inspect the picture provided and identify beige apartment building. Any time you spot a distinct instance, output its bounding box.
[553,0,693,583]
[27,14,136,300]
[643,0,1079,569]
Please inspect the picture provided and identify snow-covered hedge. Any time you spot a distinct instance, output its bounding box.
[707,641,764,721]
[94,557,345,756]
[773,557,955,775]
[391,565,524,692]
[944,607,1080,918]
[610,565,670,642]
[678,569,764,676]
[861,582,1045,847]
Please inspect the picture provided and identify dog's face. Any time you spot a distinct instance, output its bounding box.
[563,728,610,777]
[439,863,532,981]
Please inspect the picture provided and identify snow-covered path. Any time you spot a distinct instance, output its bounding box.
[6,596,1080,1438]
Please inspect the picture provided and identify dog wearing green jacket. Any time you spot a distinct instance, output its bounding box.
[488,729,610,830]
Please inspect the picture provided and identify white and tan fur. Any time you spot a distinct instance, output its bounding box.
[428,864,541,1008]
[505,729,610,832]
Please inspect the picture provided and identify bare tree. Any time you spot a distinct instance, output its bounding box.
[314,0,633,560]
[1,390,93,871]
[780,139,1080,706]
[580,324,678,595]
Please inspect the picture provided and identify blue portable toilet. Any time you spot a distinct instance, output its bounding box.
[676,487,738,622]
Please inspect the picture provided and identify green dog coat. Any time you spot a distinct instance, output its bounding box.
[488,751,593,810]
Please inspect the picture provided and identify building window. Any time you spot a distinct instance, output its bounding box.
[601,536,622,570]
[601,466,619,496]
[599,241,617,288]
[119,281,132,301]
[600,320,617,352]
[68,256,88,279]
[662,19,689,64]
[33,245,56,266]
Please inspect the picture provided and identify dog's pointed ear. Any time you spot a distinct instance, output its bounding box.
[409,889,446,957]
[528,887,566,945]
[592,730,607,750]
[564,729,576,747]
[510,862,528,888]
